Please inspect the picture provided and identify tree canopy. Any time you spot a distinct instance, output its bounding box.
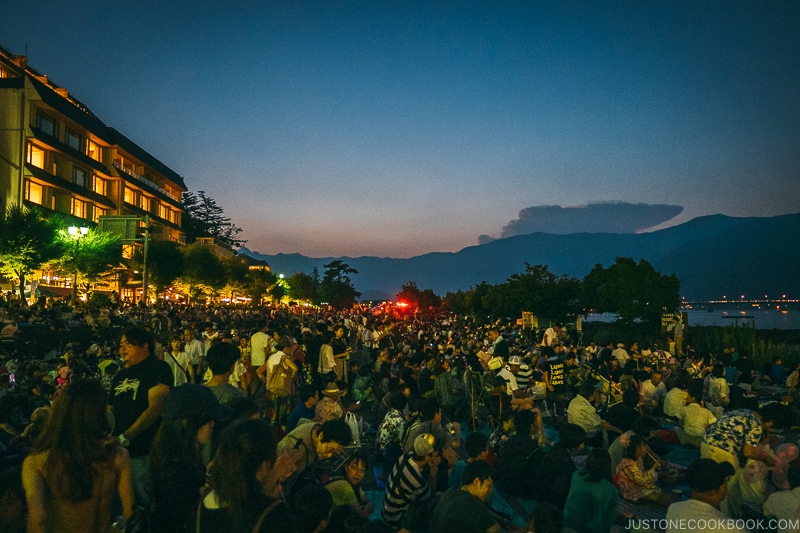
[0,205,65,304]
[52,227,121,302]
[181,190,245,251]
[318,260,360,308]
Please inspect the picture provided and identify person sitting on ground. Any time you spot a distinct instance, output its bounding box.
[314,382,347,424]
[286,385,319,434]
[563,448,619,533]
[567,381,622,448]
[197,419,297,533]
[762,464,800,533]
[323,450,375,518]
[707,364,730,410]
[382,433,441,530]
[676,380,717,448]
[614,433,672,508]
[639,371,667,414]
[663,370,690,419]
[429,460,507,533]
[608,417,661,471]
[497,409,544,499]
[449,431,489,489]
[535,423,587,508]
[204,342,246,406]
[292,484,333,533]
[376,392,409,474]
[498,355,535,410]
[403,397,461,470]
[527,502,563,533]
[665,459,744,533]
[604,387,642,438]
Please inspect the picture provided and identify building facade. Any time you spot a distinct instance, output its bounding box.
[0,44,186,244]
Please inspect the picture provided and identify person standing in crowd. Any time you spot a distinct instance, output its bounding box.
[165,334,193,386]
[110,326,173,507]
[249,321,271,397]
[318,330,338,384]
[488,328,509,359]
[672,317,684,357]
[22,379,134,531]
[149,384,229,532]
[183,328,205,384]
[542,323,561,348]
[331,325,352,383]
[541,346,567,424]
[204,342,246,406]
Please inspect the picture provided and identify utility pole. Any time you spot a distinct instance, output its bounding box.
[142,215,151,305]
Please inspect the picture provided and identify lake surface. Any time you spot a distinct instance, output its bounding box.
[583,305,800,330]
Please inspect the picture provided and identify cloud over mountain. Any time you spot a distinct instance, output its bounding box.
[478,202,683,244]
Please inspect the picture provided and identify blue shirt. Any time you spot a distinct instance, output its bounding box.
[285,403,316,433]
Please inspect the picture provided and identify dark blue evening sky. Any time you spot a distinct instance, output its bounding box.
[3,1,799,257]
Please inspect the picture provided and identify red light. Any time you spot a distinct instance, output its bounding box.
[397,301,409,308]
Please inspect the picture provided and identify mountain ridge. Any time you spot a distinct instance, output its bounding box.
[240,213,800,301]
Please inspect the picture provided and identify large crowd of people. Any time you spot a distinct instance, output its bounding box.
[0,295,798,533]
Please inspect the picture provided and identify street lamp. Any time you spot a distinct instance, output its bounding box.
[67,226,89,303]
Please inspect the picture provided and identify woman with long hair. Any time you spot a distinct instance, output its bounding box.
[22,379,134,532]
[165,335,193,386]
[150,384,224,532]
[197,419,297,533]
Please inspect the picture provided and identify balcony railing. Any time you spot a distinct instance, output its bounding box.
[113,160,180,202]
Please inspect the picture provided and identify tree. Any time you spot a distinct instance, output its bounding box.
[580,257,680,325]
[397,281,442,308]
[0,205,64,305]
[495,264,581,322]
[176,243,226,303]
[53,227,121,303]
[318,260,360,309]
[181,190,245,251]
[287,271,318,302]
[132,240,184,297]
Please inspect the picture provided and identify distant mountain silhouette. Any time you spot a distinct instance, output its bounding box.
[240,213,800,301]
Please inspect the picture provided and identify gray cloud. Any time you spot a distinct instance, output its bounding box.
[478,202,683,244]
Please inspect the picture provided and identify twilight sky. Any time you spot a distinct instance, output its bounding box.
[2,1,799,258]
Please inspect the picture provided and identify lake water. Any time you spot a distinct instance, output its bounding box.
[583,306,800,330]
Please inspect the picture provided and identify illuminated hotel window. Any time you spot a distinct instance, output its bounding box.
[93,206,107,223]
[139,195,150,211]
[158,203,168,220]
[124,186,136,204]
[71,197,88,219]
[122,244,134,259]
[66,128,83,152]
[25,181,44,205]
[92,176,106,195]
[37,111,57,137]
[73,166,87,188]
[27,143,45,168]
[86,139,102,162]
[0,68,7,78]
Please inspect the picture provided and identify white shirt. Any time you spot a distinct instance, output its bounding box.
[543,327,559,347]
[640,379,667,405]
[185,338,204,366]
[763,488,800,533]
[567,395,601,437]
[665,499,746,533]
[498,366,518,396]
[612,347,629,365]
[663,388,688,417]
[678,402,717,438]
[250,331,270,367]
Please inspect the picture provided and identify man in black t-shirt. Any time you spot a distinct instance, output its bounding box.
[110,326,173,507]
[542,347,567,423]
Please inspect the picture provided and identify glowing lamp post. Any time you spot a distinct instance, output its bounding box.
[67,226,89,303]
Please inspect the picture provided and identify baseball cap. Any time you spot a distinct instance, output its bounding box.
[508,355,523,366]
[686,459,735,493]
[162,384,232,424]
[414,433,436,456]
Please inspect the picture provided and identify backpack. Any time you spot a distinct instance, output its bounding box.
[267,355,296,397]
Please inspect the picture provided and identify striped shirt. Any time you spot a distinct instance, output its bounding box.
[381,451,431,526]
